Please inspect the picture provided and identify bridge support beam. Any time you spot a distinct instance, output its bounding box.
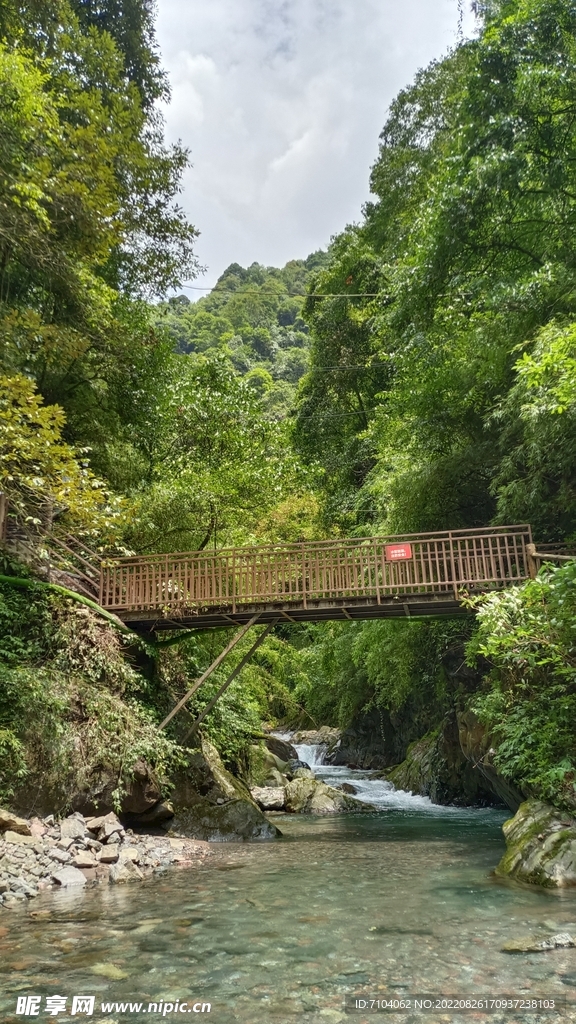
[183,619,279,741]
[159,614,261,730]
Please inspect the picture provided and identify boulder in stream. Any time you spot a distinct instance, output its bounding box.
[502,933,576,953]
[171,737,281,841]
[263,735,298,762]
[250,787,285,811]
[262,767,287,788]
[496,799,576,887]
[284,777,376,814]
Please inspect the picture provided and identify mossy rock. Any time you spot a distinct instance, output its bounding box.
[496,800,576,888]
[174,797,281,841]
[171,736,281,841]
[284,777,376,814]
[388,719,499,807]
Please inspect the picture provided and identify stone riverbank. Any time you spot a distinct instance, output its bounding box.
[0,807,211,911]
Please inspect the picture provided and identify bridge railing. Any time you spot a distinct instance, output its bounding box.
[99,525,533,615]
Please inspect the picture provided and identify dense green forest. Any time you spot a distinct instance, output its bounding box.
[2,0,576,814]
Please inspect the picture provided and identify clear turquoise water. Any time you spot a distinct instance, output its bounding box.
[2,777,576,1024]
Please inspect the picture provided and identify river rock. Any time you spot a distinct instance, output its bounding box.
[250,787,286,811]
[85,812,123,843]
[109,859,144,883]
[293,727,340,749]
[0,809,32,836]
[0,809,213,907]
[72,851,97,868]
[48,847,72,863]
[85,811,118,830]
[97,847,119,864]
[3,830,36,846]
[496,800,576,887]
[264,735,298,762]
[29,818,47,838]
[119,846,140,863]
[284,777,375,814]
[91,962,128,980]
[60,816,87,840]
[51,866,87,887]
[502,933,576,953]
[172,736,281,841]
[262,768,287,788]
[261,748,290,774]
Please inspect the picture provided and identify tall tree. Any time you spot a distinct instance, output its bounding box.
[71,0,167,108]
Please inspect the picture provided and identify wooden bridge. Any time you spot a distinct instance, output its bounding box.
[2,515,571,728]
[98,525,538,632]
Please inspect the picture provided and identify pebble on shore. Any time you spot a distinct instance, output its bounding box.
[0,807,211,910]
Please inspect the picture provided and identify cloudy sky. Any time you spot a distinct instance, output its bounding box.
[156,0,477,291]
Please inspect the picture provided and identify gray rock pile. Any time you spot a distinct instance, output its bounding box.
[0,807,211,911]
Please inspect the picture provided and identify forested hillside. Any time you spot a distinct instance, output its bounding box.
[2,0,576,817]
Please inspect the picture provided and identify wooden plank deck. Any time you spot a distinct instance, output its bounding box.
[99,525,535,631]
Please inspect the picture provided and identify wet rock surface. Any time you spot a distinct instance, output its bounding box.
[387,717,500,808]
[171,736,281,841]
[293,727,340,748]
[496,799,576,887]
[284,776,376,814]
[262,734,298,761]
[502,933,576,953]
[250,787,286,810]
[0,807,211,910]
[458,710,524,812]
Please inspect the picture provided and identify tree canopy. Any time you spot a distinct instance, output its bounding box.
[4,0,576,812]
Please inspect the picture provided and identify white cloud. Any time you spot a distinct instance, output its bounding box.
[156,0,477,289]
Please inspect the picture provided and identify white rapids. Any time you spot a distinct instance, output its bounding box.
[274,734,468,815]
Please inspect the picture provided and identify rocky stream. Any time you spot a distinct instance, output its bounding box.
[2,738,576,1023]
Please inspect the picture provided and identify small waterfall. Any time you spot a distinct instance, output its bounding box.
[271,730,329,768]
[293,742,327,767]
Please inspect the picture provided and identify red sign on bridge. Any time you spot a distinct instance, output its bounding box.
[385,542,413,561]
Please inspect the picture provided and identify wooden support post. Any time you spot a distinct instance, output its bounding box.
[185,619,279,739]
[526,543,539,580]
[159,614,260,730]
[0,492,7,544]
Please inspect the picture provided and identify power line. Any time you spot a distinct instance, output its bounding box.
[303,364,388,371]
[296,409,379,418]
[178,285,380,298]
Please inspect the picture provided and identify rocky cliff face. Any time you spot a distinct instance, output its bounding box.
[457,710,524,812]
[330,689,528,809]
[387,715,500,807]
[332,707,419,770]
